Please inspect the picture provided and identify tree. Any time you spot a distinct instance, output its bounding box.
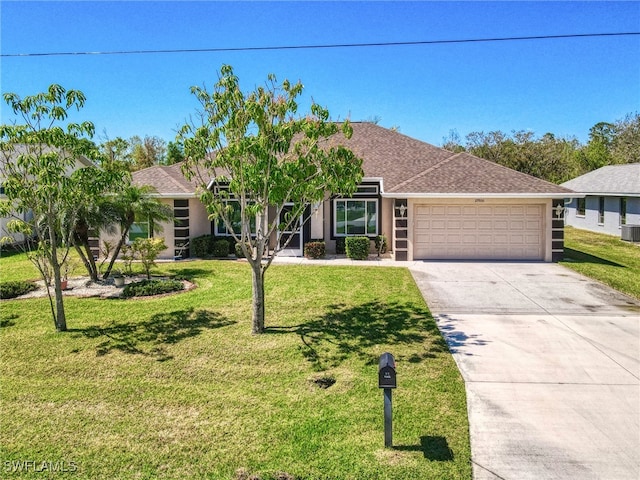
[166,141,185,165]
[130,135,166,170]
[178,65,363,334]
[0,84,98,331]
[101,184,173,279]
[611,113,640,164]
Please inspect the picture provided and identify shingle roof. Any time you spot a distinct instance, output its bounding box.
[132,162,199,196]
[131,123,574,197]
[344,123,573,196]
[560,163,640,196]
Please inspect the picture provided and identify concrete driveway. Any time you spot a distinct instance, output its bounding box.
[410,262,640,480]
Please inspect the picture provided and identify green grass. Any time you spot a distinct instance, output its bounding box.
[561,226,640,299]
[0,248,40,282]
[0,256,471,479]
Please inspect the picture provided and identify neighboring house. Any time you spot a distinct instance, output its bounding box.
[126,123,574,262]
[0,145,94,245]
[561,163,640,237]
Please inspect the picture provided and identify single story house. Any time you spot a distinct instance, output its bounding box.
[124,123,574,262]
[561,163,640,237]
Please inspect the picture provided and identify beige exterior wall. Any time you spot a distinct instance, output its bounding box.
[310,202,324,240]
[99,196,210,261]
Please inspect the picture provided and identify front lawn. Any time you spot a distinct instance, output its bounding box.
[0,257,471,479]
[562,226,640,299]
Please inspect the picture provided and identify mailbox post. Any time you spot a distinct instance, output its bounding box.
[378,352,396,448]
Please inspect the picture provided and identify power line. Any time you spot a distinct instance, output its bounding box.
[2,32,639,58]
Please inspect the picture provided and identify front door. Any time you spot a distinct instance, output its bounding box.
[278,204,303,257]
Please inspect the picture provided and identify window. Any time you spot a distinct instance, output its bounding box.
[334,199,378,236]
[598,197,605,225]
[129,221,150,241]
[576,198,586,217]
[215,201,256,236]
[620,197,627,226]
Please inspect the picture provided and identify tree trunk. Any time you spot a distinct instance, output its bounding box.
[47,220,67,332]
[52,263,67,332]
[103,225,130,279]
[250,263,265,334]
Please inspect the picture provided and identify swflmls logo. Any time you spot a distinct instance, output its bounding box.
[3,460,78,473]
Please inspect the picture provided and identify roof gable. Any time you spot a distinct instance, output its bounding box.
[343,123,572,196]
[131,163,199,196]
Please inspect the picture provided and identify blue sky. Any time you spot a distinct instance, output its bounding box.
[1,1,639,147]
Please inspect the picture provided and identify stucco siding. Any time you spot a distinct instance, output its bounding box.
[565,195,640,236]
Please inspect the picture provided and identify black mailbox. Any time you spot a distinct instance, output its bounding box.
[378,352,397,389]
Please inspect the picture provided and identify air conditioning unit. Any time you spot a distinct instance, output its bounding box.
[621,224,640,242]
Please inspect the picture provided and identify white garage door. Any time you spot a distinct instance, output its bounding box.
[414,204,544,260]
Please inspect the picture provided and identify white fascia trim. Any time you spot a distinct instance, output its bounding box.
[362,177,385,194]
[381,192,580,199]
[579,192,640,197]
[147,193,197,199]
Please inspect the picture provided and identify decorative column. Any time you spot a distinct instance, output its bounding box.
[551,199,565,262]
[394,199,408,261]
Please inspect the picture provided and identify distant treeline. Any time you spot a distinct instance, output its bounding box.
[442,113,639,184]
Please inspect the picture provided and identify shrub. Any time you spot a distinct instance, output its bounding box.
[234,242,252,259]
[304,241,325,259]
[335,237,346,255]
[132,237,167,280]
[375,235,388,255]
[121,279,184,298]
[0,280,37,299]
[212,239,230,258]
[345,237,371,260]
[192,235,213,258]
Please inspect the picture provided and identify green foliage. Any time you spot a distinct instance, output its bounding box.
[119,243,135,274]
[129,135,166,171]
[303,241,325,259]
[375,234,388,255]
[235,242,251,259]
[192,234,213,257]
[132,237,167,280]
[101,184,173,279]
[345,237,370,260]
[178,64,364,333]
[191,235,230,258]
[0,83,106,331]
[212,239,230,258]
[121,279,184,298]
[0,280,36,299]
[335,237,346,255]
[449,112,639,183]
[166,141,184,165]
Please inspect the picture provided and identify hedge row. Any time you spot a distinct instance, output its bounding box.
[191,235,233,258]
[121,279,185,298]
[0,280,37,299]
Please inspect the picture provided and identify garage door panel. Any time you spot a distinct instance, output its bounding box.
[494,220,508,229]
[414,203,544,260]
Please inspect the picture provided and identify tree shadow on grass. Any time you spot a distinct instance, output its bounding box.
[0,313,18,328]
[563,248,624,267]
[394,436,454,461]
[266,301,449,370]
[74,308,235,361]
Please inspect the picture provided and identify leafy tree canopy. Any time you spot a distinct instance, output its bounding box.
[178,65,363,333]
